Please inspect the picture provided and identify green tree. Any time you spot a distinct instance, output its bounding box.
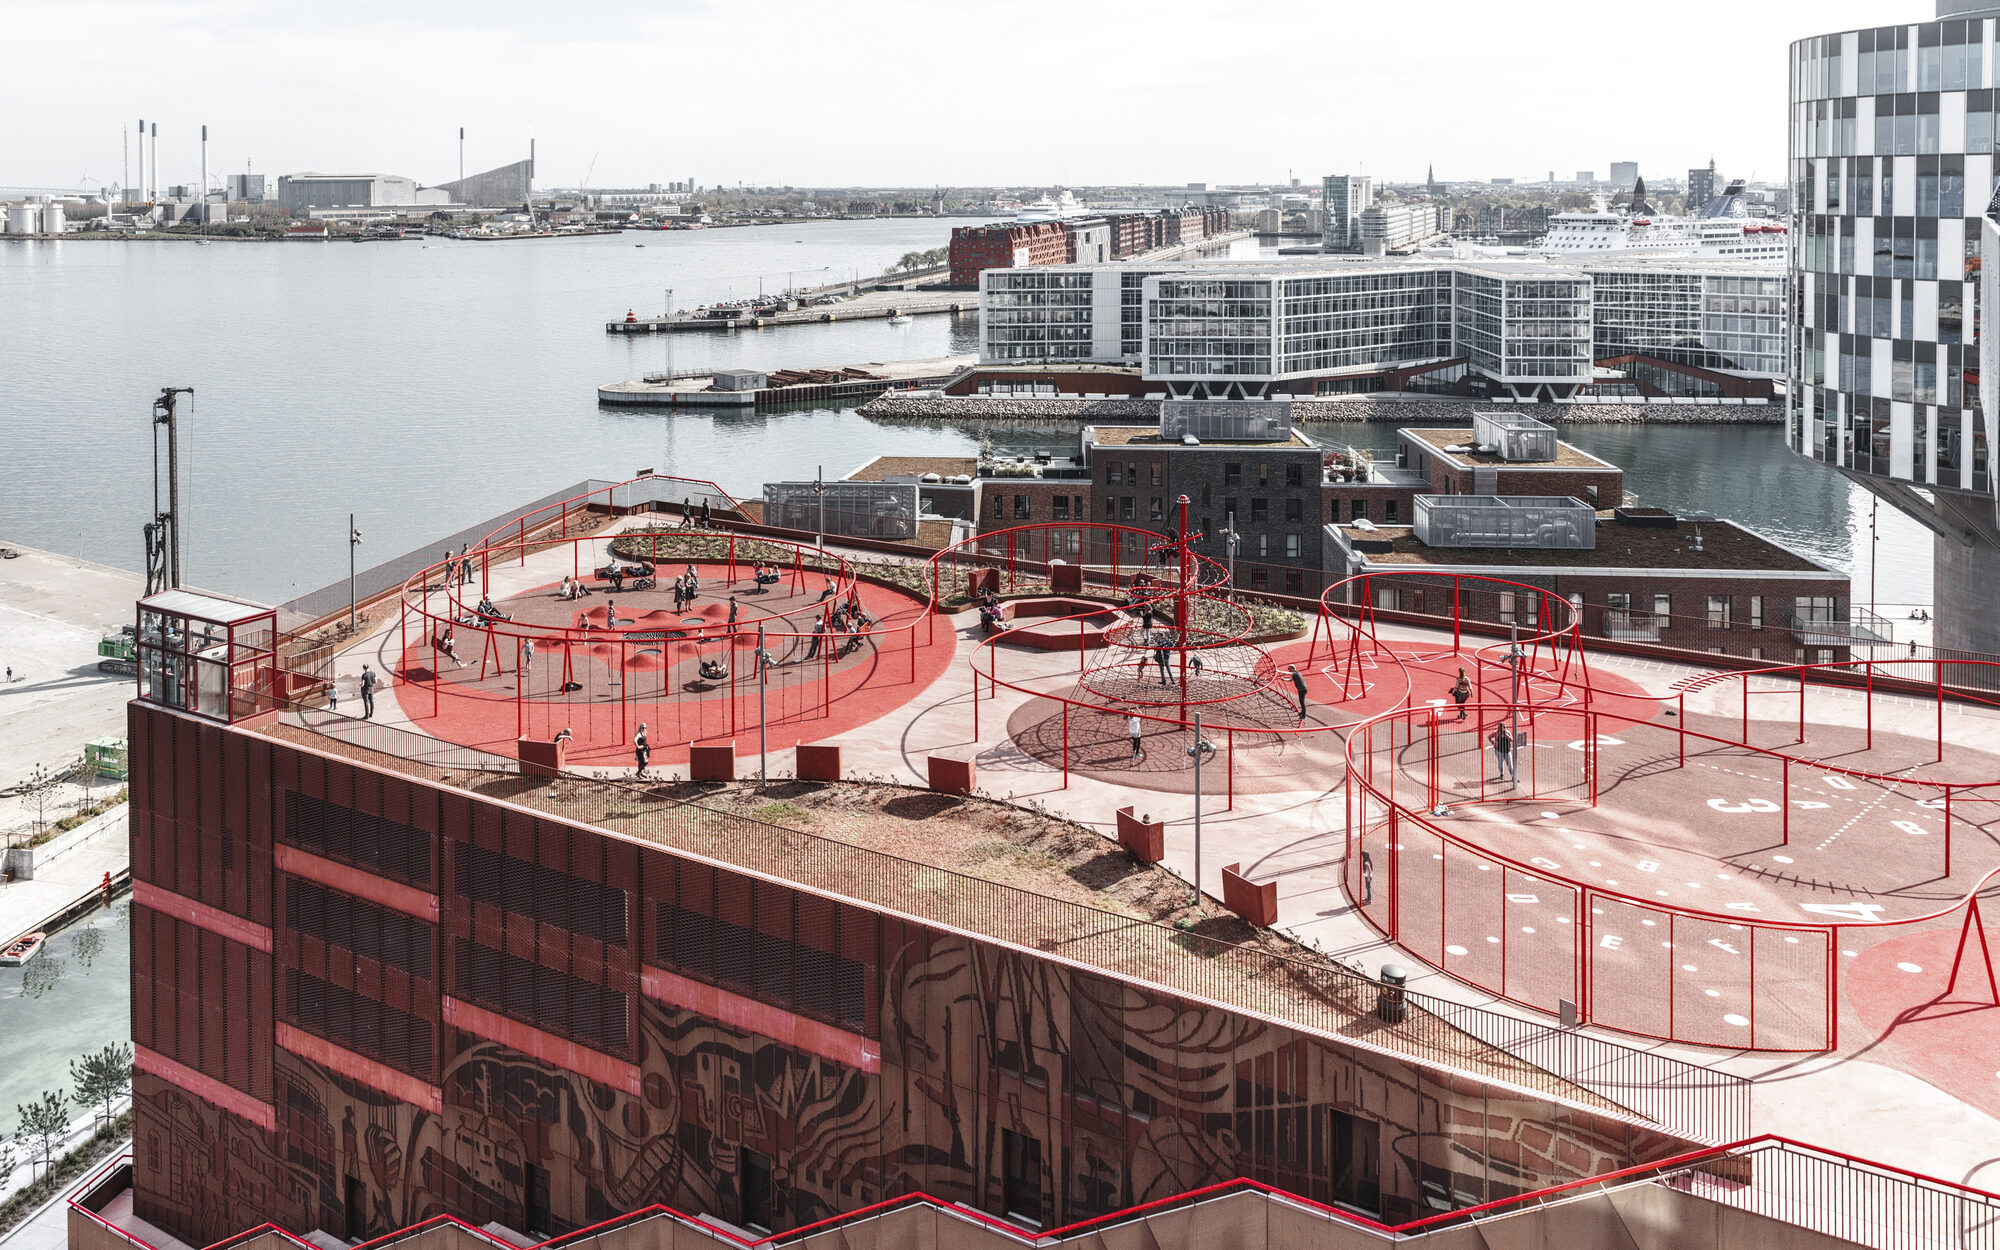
[71,1044,133,1131]
[16,1090,70,1180]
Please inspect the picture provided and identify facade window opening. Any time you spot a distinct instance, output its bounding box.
[1002,1131,1043,1227]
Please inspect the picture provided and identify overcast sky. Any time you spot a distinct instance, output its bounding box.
[1,0,1931,193]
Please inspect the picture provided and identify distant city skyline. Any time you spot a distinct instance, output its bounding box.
[0,0,1925,192]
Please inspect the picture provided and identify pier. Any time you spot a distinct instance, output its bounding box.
[597,353,975,408]
[608,287,974,335]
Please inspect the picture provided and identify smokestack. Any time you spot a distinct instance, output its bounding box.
[200,125,208,223]
[138,118,145,201]
[150,123,157,209]
[459,126,464,186]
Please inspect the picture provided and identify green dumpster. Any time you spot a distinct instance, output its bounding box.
[85,736,128,781]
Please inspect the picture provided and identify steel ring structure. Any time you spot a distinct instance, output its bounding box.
[390,474,947,762]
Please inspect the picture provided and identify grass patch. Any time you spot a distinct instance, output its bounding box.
[750,801,810,827]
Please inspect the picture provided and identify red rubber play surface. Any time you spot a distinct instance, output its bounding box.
[393,564,953,766]
[997,638,1659,795]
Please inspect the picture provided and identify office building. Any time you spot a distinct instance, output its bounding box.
[1320,173,1375,251]
[1576,170,1596,185]
[980,258,1784,401]
[1610,161,1640,189]
[1789,3,2000,652]
[225,173,265,204]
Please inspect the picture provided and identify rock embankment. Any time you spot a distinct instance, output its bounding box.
[860,395,1155,420]
[858,394,1782,424]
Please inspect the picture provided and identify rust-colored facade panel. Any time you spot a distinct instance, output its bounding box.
[127,702,1694,1250]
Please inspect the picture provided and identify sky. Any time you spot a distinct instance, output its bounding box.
[0,0,1937,193]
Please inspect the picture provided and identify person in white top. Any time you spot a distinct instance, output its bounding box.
[1128,715,1143,761]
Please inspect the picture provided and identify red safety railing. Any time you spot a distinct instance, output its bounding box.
[1341,649,2000,1051]
[68,1133,2000,1250]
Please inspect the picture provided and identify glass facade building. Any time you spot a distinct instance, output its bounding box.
[1790,4,2000,653]
[982,260,1783,401]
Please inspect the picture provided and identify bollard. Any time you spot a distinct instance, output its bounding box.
[1376,964,1408,1024]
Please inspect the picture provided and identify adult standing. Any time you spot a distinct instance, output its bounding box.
[460,544,473,586]
[359,664,376,720]
[1288,664,1308,721]
[1490,723,1516,783]
[1155,646,1171,685]
[1128,714,1144,761]
[700,498,711,528]
[634,722,650,779]
[727,596,740,628]
[522,638,534,681]
[1450,668,1472,722]
[806,618,826,659]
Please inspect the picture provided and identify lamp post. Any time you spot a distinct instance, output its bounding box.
[1223,515,1240,602]
[814,466,826,550]
[1187,711,1214,907]
[348,516,363,631]
[755,625,776,783]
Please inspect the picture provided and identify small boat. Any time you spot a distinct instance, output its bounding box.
[887,314,914,325]
[1,931,47,966]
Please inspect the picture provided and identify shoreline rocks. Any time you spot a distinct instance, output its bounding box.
[858,394,1783,425]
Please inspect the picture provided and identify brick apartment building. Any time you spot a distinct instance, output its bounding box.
[949,208,1232,287]
[948,221,1072,287]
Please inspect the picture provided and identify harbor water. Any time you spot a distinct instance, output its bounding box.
[0,223,1932,607]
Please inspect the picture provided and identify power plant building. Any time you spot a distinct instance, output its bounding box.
[276,173,453,217]
[439,158,536,209]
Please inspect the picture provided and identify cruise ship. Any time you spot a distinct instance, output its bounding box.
[1538,181,1787,262]
[1014,190,1089,222]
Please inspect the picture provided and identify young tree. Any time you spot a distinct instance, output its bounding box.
[16,1090,70,1181]
[71,1044,133,1131]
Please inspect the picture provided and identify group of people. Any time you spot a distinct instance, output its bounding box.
[804,599,875,660]
[678,498,713,530]
[439,545,474,589]
[670,565,701,610]
[557,575,593,601]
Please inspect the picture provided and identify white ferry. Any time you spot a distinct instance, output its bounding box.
[1539,182,1786,262]
[1014,191,1088,223]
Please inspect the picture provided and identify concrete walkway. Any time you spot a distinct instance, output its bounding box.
[311,519,2000,1188]
[0,807,127,945]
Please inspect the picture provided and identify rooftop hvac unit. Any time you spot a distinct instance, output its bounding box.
[1412,495,1596,549]
[1470,411,1558,462]
[1159,399,1294,442]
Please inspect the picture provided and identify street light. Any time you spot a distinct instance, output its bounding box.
[1222,514,1240,602]
[1186,711,1215,907]
[348,516,363,631]
[755,625,777,783]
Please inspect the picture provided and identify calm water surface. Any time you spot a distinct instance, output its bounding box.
[0,226,1931,604]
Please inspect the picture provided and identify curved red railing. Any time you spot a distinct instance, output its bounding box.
[1338,642,2000,1051]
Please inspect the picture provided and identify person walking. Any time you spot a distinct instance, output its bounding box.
[700,499,711,528]
[1288,665,1308,721]
[1155,646,1171,685]
[1128,714,1144,761]
[1360,851,1374,905]
[1490,722,1517,783]
[806,618,825,659]
[727,596,740,628]
[359,664,376,720]
[441,550,455,588]
[633,722,650,779]
[1450,668,1472,722]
